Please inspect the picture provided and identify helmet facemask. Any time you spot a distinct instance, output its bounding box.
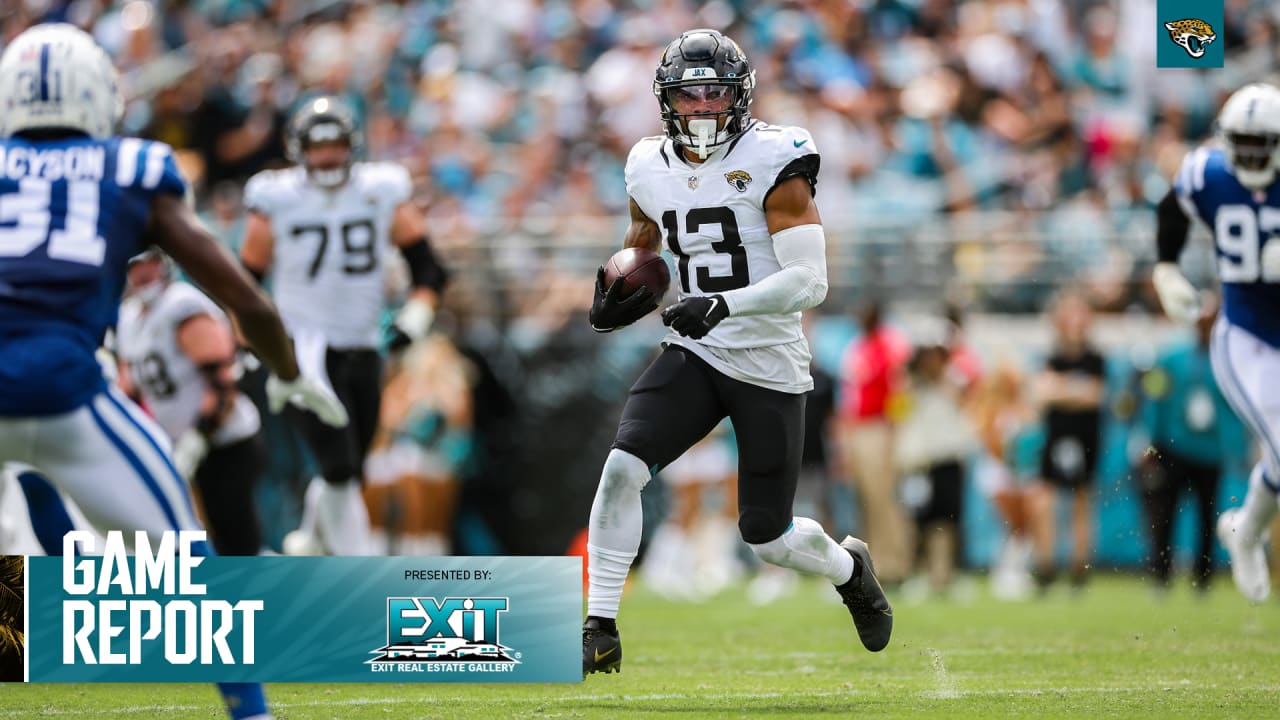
[300,122,353,188]
[1223,131,1280,190]
[286,97,362,189]
[657,76,753,160]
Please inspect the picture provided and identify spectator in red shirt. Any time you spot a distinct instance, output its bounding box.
[837,302,914,584]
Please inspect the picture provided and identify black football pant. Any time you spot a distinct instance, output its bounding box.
[288,348,382,487]
[612,345,805,544]
[193,435,266,556]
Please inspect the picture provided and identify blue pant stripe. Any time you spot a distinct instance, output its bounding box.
[16,470,76,557]
[1211,321,1280,475]
[87,401,182,533]
[102,389,199,522]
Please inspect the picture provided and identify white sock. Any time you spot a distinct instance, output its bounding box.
[368,527,389,556]
[406,533,448,556]
[316,481,372,556]
[747,516,854,585]
[586,450,650,619]
[298,477,323,537]
[1239,463,1279,542]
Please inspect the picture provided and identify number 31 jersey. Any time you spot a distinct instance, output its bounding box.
[1175,146,1280,346]
[626,121,821,392]
[0,136,185,416]
[244,162,411,349]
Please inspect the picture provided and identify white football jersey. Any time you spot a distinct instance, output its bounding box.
[244,162,412,349]
[625,121,821,392]
[117,283,260,446]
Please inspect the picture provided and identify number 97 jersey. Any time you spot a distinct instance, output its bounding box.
[244,162,411,349]
[1175,146,1280,346]
[625,122,820,352]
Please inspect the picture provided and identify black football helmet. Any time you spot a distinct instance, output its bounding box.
[286,95,362,188]
[654,29,755,159]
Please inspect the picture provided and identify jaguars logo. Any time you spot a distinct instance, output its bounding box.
[1163,18,1217,59]
[724,170,752,193]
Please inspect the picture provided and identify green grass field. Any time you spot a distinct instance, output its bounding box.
[3,575,1279,719]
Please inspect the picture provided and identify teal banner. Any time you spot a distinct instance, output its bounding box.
[1156,0,1224,68]
[27,548,581,682]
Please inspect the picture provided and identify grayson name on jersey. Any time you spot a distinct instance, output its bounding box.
[244,161,412,349]
[626,121,820,391]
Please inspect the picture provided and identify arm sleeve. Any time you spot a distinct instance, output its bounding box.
[1156,188,1192,263]
[398,238,449,293]
[719,224,828,316]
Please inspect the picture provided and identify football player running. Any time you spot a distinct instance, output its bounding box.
[582,29,893,676]
[240,97,447,556]
[117,249,267,556]
[1153,82,1280,603]
[0,24,346,720]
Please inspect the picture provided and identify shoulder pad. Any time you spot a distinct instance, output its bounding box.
[243,168,298,215]
[355,162,413,205]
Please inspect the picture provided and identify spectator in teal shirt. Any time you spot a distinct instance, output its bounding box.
[1138,293,1250,592]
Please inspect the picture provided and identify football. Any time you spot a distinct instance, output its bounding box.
[603,247,671,301]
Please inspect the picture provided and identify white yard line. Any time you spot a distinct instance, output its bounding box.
[4,684,1280,717]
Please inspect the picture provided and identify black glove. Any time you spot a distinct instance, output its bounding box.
[589,267,659,332]
[661,294,729,340]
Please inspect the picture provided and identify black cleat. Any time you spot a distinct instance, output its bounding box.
[582,617,622,676]
[834,536,894,652]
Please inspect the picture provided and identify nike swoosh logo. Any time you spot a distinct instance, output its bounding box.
[793,139,808,147]
[706,296,721,317]
[594,647,617,662]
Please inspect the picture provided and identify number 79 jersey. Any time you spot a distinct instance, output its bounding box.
[244,162,411,349]
[1174,146,1280,346]
[626,122,820,353]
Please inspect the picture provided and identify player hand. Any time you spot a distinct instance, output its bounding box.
[1152,262,1200,324]
[393,297,435,345]
[266,373,350,427]
[172,430,208,481]
[589,266,658,332]
[661,294,729,340]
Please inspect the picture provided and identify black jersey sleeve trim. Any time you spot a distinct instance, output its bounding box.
[764,153,821,205]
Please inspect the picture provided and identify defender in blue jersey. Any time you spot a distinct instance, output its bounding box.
[1153,82,1280,603]
[0,23,347,717]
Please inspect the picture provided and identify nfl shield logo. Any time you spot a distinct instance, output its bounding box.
[688,175,699,190]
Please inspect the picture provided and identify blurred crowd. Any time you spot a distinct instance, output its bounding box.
[4,0,1279,313]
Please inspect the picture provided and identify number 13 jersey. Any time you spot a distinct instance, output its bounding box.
[625,121,821,392]
[244,162,411,349]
